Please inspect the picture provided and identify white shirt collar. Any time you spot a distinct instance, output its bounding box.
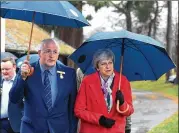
[2,73,16,82]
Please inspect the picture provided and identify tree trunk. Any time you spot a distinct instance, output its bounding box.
[125,12,132,32]
[148,19,153,37]
[58,27,83,49]
[125,2,132,31]
[152,1,159,39]
[165,1,172,81]
[176,1,179,84]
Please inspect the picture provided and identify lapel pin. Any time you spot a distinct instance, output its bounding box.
[57,71,65,79]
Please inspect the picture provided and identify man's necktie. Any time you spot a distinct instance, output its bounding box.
[44,70,52,112]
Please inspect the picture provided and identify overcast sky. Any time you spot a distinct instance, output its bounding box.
[82,1,178,36]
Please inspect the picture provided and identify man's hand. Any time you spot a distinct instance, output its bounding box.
[21,60,33,80]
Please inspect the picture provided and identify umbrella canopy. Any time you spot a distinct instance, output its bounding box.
[1,52,18,60]
[0,1,90,62]
[16,54,39,68]
[0,1,90,28]
[69,30,175,81]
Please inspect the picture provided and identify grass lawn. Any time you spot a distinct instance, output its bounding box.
[131,74,178,99]
[130,72,178,133]
[147,111,178,133]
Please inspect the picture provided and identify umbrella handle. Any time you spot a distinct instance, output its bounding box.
[116,56,123,112]
[21,62,34,80]
[21,66,34,80]
[116,100,129,113]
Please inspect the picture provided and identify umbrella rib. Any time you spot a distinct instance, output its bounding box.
[105,39,139,52]
[2,10,9,17]
[108,43,139,51]
[75,19,80,28]
[126,39,158,80]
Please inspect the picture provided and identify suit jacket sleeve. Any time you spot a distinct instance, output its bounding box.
[69,69,78,133]
[74,79,102,126]
[9,71,26,104]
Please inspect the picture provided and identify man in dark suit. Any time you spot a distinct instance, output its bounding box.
[9,38,78,133]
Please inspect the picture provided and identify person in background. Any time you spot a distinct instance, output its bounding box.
[75,49,134,133]
[9,38,78,133]
[76,68,84,90]
[1,57,19,133]
[125,116,132,133]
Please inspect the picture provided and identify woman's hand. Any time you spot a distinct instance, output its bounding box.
[115,90,124,106]
[99,115,115,128]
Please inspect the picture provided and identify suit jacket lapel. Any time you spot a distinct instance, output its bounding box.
[53,64,65,107]
[89,73,109,112]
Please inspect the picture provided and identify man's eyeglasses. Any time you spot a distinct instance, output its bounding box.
[42,49,58,55]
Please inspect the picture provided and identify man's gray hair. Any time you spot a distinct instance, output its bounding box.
[92,49,115,69]
[38,38,59,51]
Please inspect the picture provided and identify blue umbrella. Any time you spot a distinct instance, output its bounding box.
[0,1,90,60]
[0,1,89,28]
[16,54,39,68]
[69,29,175,81]
[69,29,175,113]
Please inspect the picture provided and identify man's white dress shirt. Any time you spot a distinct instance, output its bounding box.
[1,75,16,119]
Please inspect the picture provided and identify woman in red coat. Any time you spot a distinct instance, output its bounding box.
[74,49,134,133]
